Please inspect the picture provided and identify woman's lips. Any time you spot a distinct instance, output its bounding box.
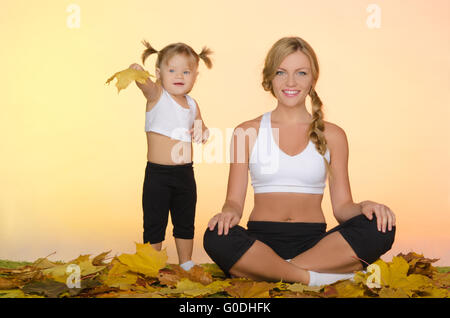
[282,89,300,97]
[173,82,184,86]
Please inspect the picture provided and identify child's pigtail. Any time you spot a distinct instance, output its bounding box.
[141,39,158,65]
[198,46,213,69]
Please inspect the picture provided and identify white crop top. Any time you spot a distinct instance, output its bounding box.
[145,88,197,142]
[249,111,330,194]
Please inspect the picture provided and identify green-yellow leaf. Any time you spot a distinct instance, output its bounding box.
[42,260,106,283]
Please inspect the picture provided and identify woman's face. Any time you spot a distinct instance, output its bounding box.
[271,50,314,107]
[156,54,198,96]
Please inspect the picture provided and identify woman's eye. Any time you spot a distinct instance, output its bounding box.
[297,71,307,76]
[169,69,175,73]
[184,71,190,75]
[275,70,285,76]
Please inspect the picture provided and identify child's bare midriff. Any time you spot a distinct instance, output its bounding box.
[146,131,193,165]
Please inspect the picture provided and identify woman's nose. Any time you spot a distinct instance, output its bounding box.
[286,74,296,86]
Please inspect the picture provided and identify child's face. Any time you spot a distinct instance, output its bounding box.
[156,54,199,96]
[271,50,313,108]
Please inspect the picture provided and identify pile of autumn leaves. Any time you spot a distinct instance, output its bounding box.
[0,243,448,298]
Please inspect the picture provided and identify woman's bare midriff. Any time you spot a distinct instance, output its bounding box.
[146,132,193,165]
[249,192,326,223]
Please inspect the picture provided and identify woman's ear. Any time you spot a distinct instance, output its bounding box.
[155,67,161,80]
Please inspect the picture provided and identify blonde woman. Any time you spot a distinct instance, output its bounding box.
[130,40,212,271]
[203,37,396,286]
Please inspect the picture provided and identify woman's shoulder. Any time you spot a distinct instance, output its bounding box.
[235,114,264,131]
[323,120,348,148]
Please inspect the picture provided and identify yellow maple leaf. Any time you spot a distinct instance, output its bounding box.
[105,68,153,94]
[68,254,91,264]
[418,286,449,298]
[101,259,138,290]
[334,280,366,298]
[117,242,167,277]
[287,282,322,293]
[354,256,441,297]
[378,287,409,298]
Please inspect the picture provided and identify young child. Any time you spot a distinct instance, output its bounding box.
[129,40,212,271]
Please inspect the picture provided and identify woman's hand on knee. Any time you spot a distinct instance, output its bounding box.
[208,211,241,235]
[360,200,396,233]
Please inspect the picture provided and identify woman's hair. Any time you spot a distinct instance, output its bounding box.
[140,40,213,71]
[262,36,331,177]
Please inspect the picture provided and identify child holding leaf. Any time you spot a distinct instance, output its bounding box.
[109,40,212,271]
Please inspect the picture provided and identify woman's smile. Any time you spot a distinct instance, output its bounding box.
[282,89,301,97]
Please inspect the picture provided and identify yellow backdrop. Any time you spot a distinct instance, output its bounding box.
[1,0,449,266]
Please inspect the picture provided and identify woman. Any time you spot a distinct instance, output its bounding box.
[203,37,396,286]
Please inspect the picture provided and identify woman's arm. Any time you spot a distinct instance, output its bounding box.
[327,123,396,232]
[207,122,251,235]
[128,63,160,102]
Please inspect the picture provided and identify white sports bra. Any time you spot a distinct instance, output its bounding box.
[249,111,330,194]
[145,88,197,142]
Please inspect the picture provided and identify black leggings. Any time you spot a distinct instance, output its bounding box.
[203,214,395,276]
[142,161,197,244]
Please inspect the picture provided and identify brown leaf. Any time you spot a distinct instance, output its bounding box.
[0,277,20,290]
[397,252,439,278]
[158,268,182,287]
[322,285,338,298]
[431,272,450,289]
[92,250,112,266]
[0,265,36,275]
[22,279,70,298]
[158,264,213,287]
[398,252,439,264]
[187,265,214,285]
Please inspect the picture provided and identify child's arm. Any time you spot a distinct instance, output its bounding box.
[189,101,209,144]
[129,63,160,102]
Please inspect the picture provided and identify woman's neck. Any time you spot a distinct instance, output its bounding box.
[272,103,313,125]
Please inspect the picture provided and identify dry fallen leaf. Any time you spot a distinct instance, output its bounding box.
[117,242,167,278]
[105,68,153,94]
[158,264,213,287]
[101,258,139,290]
[1,249,448,298]
[157,278,230,297]
[225,280,275,298]
[92,250,112,266]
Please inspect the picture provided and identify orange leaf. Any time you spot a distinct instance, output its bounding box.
[225,280,275,298]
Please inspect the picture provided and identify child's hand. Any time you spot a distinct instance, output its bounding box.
[129,63,144,71]
[188,126,209,144]
[201,127,210,144]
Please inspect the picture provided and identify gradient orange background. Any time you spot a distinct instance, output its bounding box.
[1,0,449,266]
